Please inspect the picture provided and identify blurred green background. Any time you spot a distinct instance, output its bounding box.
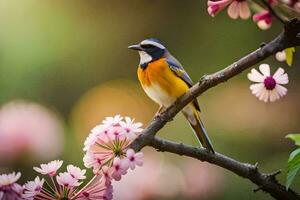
[0,0,299,199]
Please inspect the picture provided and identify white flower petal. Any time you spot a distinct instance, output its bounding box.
[275,84,287,97]
[270,90,277,102]
[272,67,289,85]
[259,64,270,77]
[250,83,264,94]
[273,67,284,79]
[258,88,269,102]
[248,69,264,82]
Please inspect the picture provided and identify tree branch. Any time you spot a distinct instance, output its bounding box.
[150,137,300,200]
[130,19,300,199]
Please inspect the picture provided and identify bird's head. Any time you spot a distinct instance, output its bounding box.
[128,38,167,67]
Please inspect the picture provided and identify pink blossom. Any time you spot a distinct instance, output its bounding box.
[101,166,113,187]
[56,172,81,188]
[207,0,251,19]
[253,11,272,30]
[83,116,143,174]
[67,165,86,180]
[33,160,63,177]
[0,172,21,186]
[207,0,232,17]
[227,0,251,19]
[0,172,23,200]
[111,157,129,181]
[102,115,123,127]
[23,176,44,199]
[126,149,144,170]
[119,117,143,139]
[248,64,289,102]
[0,101,63,162]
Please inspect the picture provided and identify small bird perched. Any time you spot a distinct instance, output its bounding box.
[128,38,215,153]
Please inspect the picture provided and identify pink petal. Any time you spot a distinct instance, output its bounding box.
[257,20,272,30]
[227,1,239,19]
[126,149,135,158]
[239,1,251,19]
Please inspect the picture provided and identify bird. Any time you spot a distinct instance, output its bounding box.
[128,38,215,153]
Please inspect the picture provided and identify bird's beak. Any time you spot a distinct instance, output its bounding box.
[128,44,142,51]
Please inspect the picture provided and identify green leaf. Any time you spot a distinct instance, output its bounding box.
[286,148,300,189]
[286,134,300,146]
[284,47,295,67]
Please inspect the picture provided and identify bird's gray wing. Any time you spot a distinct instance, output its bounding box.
[166,55,201,111]
[166,55,193,87]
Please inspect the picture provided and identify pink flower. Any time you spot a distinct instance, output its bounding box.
[33,160,63,176]
[0,172,21,186]
[102,115,123,127]
[67,165,86,180]
[207,0,232,17]
[248,64,289,102]
[101,166,113,187]
[0,101,64,162]
[126,149,144,170]
[119,117,143,139]
[253,11,272,30]
[111,157,129,181]
[56,172,81,188]
[0,172,23,200]
[227,0,251,19]
[23,176,44,199]
[83,116,143,174]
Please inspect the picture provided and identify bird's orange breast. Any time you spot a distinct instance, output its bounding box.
[137,58,189,107]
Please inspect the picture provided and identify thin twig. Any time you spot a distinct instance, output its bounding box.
[261,0,287,24]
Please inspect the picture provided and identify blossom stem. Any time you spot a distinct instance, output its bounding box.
[261,0,286,24]
[50,176,59,194]
[72,175,97,198]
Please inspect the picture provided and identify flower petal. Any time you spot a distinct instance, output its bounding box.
[248,68,265,82]
[227,1,239,19]
[239,1,251,19]
[275,84,287,96]
[273,68,289,85]
[250,83,264,94]
[259,64,270,77]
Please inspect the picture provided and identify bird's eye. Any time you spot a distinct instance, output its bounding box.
[141,44,154,49]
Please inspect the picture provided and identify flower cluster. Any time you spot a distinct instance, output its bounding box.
[0,115,144,200]
[23,160,112,200]
[83,115,144,181]
[207,0,300,30]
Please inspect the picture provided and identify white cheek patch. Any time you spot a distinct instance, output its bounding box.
[138,51,152,65]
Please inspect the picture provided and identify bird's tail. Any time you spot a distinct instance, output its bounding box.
[183,105,215,154]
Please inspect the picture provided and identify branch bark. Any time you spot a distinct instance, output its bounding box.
[130,19,300,199]
[150,137,300,200]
